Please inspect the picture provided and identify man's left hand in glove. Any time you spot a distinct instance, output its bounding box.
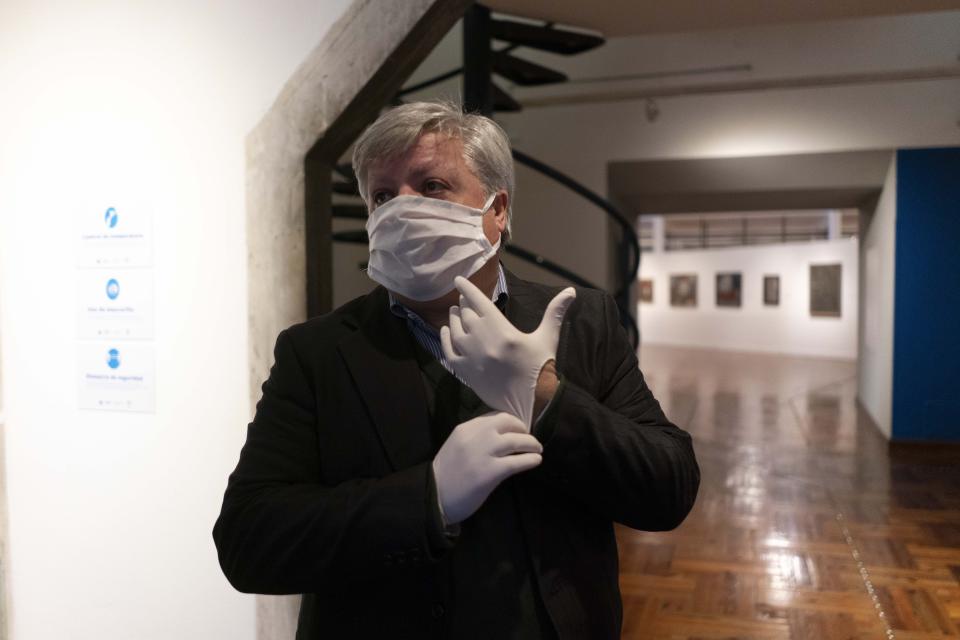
[440,275,576,430]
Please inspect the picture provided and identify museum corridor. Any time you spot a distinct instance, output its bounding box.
[618,345,960,639]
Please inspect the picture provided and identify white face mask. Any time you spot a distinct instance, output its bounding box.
[365,193,500,301]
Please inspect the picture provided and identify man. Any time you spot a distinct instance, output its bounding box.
[213,101,699,639]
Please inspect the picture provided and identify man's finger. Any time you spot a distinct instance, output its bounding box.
[460,306,481,333]
[494,453,543,479]
[492,412,527,434]
[492,433,543,457]
[536,287,577,343]
[546,288,576,325]
[454,275,496,316]
[448,305,465,342]
[440,325,462,362]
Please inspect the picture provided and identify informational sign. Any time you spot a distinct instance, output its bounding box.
[77,269,155,340]
[78,342,155,413]
[77,201,156,413]
[77,202,153,268]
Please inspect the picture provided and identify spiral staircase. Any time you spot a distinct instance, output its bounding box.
[329,4,641,345]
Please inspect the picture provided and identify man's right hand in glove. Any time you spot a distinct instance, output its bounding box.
[432,411,543,525]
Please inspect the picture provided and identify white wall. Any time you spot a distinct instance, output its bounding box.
[638,237,860,360]
[0,2,352,639]
[857,157,897,438]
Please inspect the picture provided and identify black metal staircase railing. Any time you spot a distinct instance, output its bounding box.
[330,5,640,346]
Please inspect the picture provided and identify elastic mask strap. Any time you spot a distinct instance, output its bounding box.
[480,193,497,213]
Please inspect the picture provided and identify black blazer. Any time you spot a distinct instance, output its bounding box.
[213,270,700,639]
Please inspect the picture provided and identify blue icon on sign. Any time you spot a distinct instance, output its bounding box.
[106,348,121,369]
[104,207,118,228]
[106,278,120,300]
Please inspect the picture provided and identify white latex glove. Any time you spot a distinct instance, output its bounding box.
[432,411,543,525]
[440,275,576,430]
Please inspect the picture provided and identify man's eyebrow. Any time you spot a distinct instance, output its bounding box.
[365,169,395,191]
[405,163,446,178]
[367,158,456,190]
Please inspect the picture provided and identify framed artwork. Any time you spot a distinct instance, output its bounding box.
[715,272,742,307]
[670,274,697,307]
[810,263,842,317]
[638,279,653,303]
[763,275,780,306]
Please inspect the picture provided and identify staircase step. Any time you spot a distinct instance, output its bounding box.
[332,204,368,220]
[332,181,360,196]
[492,82,522,112]
[493,52,567,86]
[332,230,369,244]
[490,19,604,55]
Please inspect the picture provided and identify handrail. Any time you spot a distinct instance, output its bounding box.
[511,149,639,303]
[508,245,638,347]
[511,149,639,346]
[502,245,599,290]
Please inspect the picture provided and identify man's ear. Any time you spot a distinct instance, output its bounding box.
[493,190,509,233]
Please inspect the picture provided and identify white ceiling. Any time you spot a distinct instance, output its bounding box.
[489,9,960,109]
[398,4,960,163]
[484,0,960,36]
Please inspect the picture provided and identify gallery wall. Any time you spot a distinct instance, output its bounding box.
[0,2,353,639]
[857,157,897,439]
[637,236,860,359]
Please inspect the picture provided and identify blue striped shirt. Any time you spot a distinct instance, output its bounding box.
[388,265,509,382]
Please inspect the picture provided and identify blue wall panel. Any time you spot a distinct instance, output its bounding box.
[893,147,960,441]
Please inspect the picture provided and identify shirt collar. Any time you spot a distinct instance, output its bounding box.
[388,263,509,329]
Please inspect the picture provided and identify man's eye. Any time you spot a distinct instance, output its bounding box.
[372,191,391,207]
[424,180,445,193]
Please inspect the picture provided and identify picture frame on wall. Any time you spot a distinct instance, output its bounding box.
[670,274,697,307]
[715,272,742,307]
[638,279,653,303]
[763,275,780,306]
[810,263,842,317]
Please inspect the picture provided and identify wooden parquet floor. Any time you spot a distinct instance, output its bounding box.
[620,345,960,640]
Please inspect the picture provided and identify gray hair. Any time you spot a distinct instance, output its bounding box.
[351,101,515,241]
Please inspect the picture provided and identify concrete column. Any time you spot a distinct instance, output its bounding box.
[245,1,470,637]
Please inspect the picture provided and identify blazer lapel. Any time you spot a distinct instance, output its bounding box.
[337,288,433,471]
[504,268,549,333]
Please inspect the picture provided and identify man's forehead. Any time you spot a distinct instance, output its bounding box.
[369,132,464,177]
